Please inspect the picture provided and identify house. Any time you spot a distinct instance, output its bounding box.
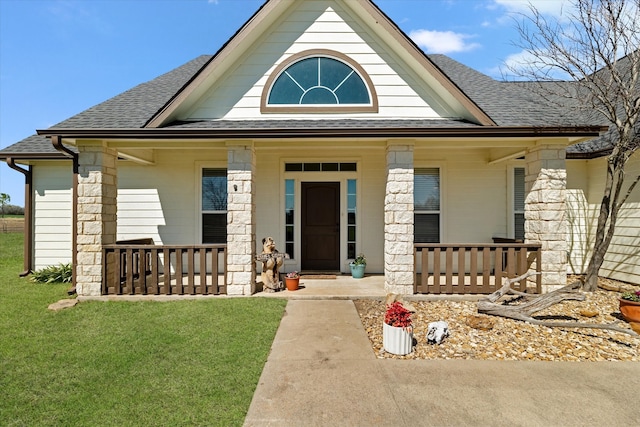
[1,0,637,297]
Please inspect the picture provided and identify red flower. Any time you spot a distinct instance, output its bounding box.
[384,301,412,328]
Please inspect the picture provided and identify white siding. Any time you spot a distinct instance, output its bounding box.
[117,149,227,245]
[565,161,593,274]
[567,155,640,284]
[415,148,510,243]
[186,1,455,120]
[33,162,72,269]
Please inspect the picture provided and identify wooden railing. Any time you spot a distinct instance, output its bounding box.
[102,242,227,296]
[414,243,542,294]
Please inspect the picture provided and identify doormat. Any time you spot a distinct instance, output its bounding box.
[300,274,337,279]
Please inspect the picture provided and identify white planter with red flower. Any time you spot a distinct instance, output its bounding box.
[383,301,414,355]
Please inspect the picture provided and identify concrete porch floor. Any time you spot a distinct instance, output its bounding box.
[254,274,387,299]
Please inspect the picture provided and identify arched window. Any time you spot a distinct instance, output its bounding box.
[261,49,378,113]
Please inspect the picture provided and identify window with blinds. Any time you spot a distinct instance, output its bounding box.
[514,167,525,241]
[202,168,227,244]
[414,168,440,243]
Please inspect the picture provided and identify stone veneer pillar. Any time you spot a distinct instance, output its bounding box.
[524,144,568,291]
[226,142,256,295]
[76,142,118,296]
[384,142,415,295]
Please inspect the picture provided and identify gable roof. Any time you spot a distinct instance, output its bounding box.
[144,0,497,128]
[0,0,608,160]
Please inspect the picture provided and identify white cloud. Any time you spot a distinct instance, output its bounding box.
[409,29,481,54]
[208,0,219,4]
[500,49,572,80]
[492,0,574,19]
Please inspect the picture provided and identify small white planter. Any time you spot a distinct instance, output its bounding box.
[383,322,413,355]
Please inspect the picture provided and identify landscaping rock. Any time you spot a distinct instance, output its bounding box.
[466,315,495,330]
[48,299,78,311]
[354,289,639,361]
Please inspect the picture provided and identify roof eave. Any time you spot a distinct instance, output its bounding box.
[37,125,607,140]
[0,152,70,161]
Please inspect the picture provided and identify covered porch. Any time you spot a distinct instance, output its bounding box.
[62,131,585,298]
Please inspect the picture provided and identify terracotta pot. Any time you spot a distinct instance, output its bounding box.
[619,298,640,323]
[285,277,299,291]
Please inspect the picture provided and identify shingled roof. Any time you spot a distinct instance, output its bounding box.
[0,55,212,157]
[0,52,609,157]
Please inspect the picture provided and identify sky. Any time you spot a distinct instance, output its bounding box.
[0,0,573,207]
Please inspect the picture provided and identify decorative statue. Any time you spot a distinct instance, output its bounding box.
[255,237,288,292]
[427,321,449,345]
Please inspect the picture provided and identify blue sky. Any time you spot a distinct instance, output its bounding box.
[0,0,571,206]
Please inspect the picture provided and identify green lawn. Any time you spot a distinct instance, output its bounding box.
[0,233,286,426]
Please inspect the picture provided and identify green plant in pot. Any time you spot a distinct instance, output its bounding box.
[619,290,640,323]
[349,254,366,279]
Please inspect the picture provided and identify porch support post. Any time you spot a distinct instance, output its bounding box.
[76,141,118,296]
[384,141,414,295]
[524,144,568,291]
[226,141,256,295]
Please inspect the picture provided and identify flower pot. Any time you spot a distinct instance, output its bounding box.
[619,298,640,323]
[285,277,299,291]
[349,263,365,279]
[383,322,413,355]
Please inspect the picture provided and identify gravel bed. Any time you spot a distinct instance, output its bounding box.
[354,283,640,362]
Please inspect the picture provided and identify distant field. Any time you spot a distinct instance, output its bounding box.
[0,216,24,233]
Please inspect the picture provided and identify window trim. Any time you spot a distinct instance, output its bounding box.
[508,164,526,241]
[414,166,442,243]
[261,49,378,113]
[197,163,228,244]
[281,159,360,272]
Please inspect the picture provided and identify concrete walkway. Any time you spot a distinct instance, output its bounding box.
[244,300,640,427]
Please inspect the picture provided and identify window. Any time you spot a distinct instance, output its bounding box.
[202,168,227,244]
[269,57,370,105]
[261,49,377,113]
[347,179,357,259]
[414,168,440,243]
[285,162,357,172]
[285,179,295,258]
[514,167,525,241]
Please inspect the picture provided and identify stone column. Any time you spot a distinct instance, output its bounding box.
[76,141,118,296]
[384,142,415,295]
[226,142,256,295]
[524,144,568,291]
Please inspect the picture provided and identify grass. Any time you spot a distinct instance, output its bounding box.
[0,233,287,426]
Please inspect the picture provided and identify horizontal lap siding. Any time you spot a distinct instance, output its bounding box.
[33,163,72,269]
[566,161,593,274]
[187,1,451,120]
[568,157,640,284]
[117,150,226,245]
[415,149,509,244]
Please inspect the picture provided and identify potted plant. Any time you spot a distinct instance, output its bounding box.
[285,271,300,291]
[349,254,366,279]
[383,301,413,355]
[619,290,640,323]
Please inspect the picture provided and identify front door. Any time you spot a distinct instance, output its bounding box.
[301,182,340,271]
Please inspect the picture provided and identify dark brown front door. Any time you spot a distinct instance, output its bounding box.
[301,182,340,271]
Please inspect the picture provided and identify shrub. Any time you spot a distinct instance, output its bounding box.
[0,204,24,215]
[31,263,73,284]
